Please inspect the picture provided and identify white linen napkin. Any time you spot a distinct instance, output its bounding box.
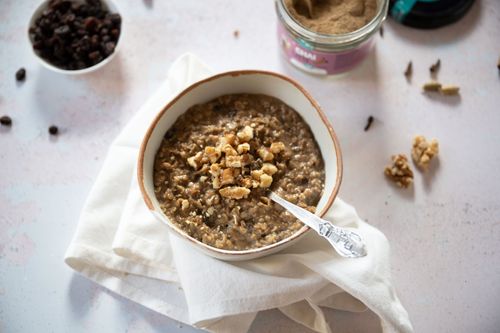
[64,53,413,333]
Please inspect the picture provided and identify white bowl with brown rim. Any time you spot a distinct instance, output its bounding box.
[138,70,342,261]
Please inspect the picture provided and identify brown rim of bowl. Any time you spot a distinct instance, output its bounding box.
[137,70,343,256]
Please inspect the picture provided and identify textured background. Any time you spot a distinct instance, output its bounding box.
[1,0,500,332]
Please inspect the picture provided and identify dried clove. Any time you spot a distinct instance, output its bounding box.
[430,59,441,74]
[379,25,384,38]
[404,61,412,78]
[364,116,374,131]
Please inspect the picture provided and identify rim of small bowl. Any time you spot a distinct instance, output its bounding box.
[27,0,122,75]
[137,70,343,257]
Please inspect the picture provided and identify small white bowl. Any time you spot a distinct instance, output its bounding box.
[138,70,343,261]
[27,0,122,75]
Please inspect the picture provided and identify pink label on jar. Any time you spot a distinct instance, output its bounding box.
[278,22,374,75]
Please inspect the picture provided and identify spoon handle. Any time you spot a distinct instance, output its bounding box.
[269,192,367,258]
[317,221,367,258]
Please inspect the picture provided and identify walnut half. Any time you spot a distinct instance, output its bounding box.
[412,135,439,170]
[384,154,414,188]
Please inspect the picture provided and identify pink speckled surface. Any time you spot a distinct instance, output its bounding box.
[1,1,500,332]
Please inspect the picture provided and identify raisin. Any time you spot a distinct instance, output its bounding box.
[16,68,26,81]
[48,125,59,135]
[0,115,12,127]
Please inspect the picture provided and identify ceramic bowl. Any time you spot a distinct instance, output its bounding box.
[27,0,122,75]
[138,70,343,261]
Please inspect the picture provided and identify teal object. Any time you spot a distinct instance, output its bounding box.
[390,0,418,21]
[391,0,439,21]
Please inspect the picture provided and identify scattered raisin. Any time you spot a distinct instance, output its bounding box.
[48,125,59,135]
[16,68,26,81]
[0,115,12,127]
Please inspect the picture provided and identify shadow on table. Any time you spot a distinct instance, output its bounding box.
[67,274,105,317]
[422,158,441,194]
[248,307,383,333]
[422,92,462,107]
[388,180,415,201]
[67,273,190,331]
[387,0,481,45]
[112,288,194,332]
[31,53,127,137]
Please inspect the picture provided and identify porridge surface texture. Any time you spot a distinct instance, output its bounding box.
[153,94,325,250]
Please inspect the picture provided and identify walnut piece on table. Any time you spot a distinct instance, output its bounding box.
[384,154,414,188]
[412,135,439,170]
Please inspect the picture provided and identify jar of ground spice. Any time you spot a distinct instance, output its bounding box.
[276,0,388,75]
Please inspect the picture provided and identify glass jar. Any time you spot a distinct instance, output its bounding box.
[275,0,388,75]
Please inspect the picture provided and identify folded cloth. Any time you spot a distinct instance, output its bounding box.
[64,53,413,333]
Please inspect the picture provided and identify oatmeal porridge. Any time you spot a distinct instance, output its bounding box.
[153,94,325,250]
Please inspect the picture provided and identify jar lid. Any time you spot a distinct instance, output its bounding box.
[389,0,475,29]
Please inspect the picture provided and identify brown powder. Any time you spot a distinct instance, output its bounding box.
[285,0,378,35]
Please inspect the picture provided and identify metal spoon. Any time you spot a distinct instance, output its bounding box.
[269,192,367,258]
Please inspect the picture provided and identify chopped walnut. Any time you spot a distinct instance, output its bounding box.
[270,142,285,154]
[186,129,286,200]
[219,186,251,199]
[181,199,190,211]
[212,177,221,189]
[240,153,252,167]
[260,174,273,188]
[204,146,221,163]
[187,151,203,169]
[209,163,221,177]
[237,125,254,142]
[226,155,242,168]
[384,154,414,188]
[222,144,238,156]
[241,177,253,188]
[221,168,235,186]
[258,147,274,161]
[262,163,278,175]
[251,169,263,180]
[237,143,250,154]
[221,133,237,146]
[412,135,439,170]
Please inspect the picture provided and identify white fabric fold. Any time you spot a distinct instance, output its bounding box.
[64,53,413,333]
